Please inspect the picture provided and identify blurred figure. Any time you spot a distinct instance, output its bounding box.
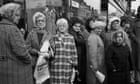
[50,18,78,84]
[69,17,89,84]
[134,6,140,84]
[0,3,33,84]
[26,12,52,84]
[106,31,134,84]
[86,20,106,84]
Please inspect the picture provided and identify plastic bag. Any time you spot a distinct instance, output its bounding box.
[34,40,54,84]
[34,56,50,84]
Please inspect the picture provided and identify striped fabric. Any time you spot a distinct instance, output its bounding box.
[50,33,78,84]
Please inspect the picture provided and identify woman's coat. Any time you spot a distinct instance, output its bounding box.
[50,33,78,84]
[26,29,52,66]
[0,19,33,84]
[86,32,105,84]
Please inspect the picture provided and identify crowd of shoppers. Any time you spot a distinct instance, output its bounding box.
[1,2,140,84]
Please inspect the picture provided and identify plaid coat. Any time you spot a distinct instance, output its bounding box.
[0,19,33,84]
[50,33,78,84]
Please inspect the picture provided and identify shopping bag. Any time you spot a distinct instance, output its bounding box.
[34,56,50,84]
[34,40,53,84]
[90,65,105,83]
[95,70,105,83]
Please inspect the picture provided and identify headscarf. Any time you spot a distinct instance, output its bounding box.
[33,12,46,27]
[112,31,125,44]
[109,16,121,30]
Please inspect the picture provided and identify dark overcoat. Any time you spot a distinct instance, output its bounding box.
[0,19,33,84]
[69,29,89,84]
[106,43,134,84]
[134,19,140,70]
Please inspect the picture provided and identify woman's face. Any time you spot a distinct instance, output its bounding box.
[111,21,120,30]
[94,27,103,35]
[57,22,68,33]
[89,20,95,28]
[36,17,46,29]
[115,32,123,45]
[12,9,21,24]
[73,23,81,32]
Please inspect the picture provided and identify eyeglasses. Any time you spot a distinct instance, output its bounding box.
[74,24,81,27]
[36,19,45,22]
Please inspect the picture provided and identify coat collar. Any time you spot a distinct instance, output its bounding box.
[0,19,15,26]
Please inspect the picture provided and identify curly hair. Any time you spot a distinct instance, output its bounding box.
[0,3,21,20]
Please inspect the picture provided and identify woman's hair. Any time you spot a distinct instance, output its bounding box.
[69,17,83,32]
[56,18,68,26]
[32,12,46,27]
[70,17,83,27]
[85,18,95,32]
[112,31,124,43]
[0,3,21,20]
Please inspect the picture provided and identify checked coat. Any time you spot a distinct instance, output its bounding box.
[50,33,78,84]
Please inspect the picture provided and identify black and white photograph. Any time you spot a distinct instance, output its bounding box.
[0,0,140,84]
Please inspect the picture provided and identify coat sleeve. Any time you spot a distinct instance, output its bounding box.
[9,26,31,64]
[127,45,135,70]
[87,35,98,70]
[105,45,116,71]
[26,31,39,56]
[70,37,78,68]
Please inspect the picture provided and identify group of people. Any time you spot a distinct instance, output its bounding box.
[1,2,140,84]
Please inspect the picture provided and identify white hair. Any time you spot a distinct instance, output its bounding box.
[0,3,21,19]
[56,18,68,26]
[32,12,46,26]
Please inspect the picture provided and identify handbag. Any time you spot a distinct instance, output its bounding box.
[90,65,105,83]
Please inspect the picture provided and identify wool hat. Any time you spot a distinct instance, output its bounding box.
[90,20,106,29]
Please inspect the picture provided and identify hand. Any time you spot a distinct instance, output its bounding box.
[39,52,50,58]
[71,68,76,83]
[113,69,117,72]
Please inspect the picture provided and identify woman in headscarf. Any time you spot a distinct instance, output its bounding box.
[106,31,134,84]
[69,17,89,84]
[26,12,52,84]
[86,20,106,84]
[103,16,131,52]
[49,18,78,84]
[0,3,33,84]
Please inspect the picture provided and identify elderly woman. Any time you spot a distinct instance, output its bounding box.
[50,18,78,84]
[26,12,52,66]
[86,20,106,84]
[69,17,89,84]
[26,12,52,84]
[106,31,134,84]
[0,3,33,84]
[103,17,131,51]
